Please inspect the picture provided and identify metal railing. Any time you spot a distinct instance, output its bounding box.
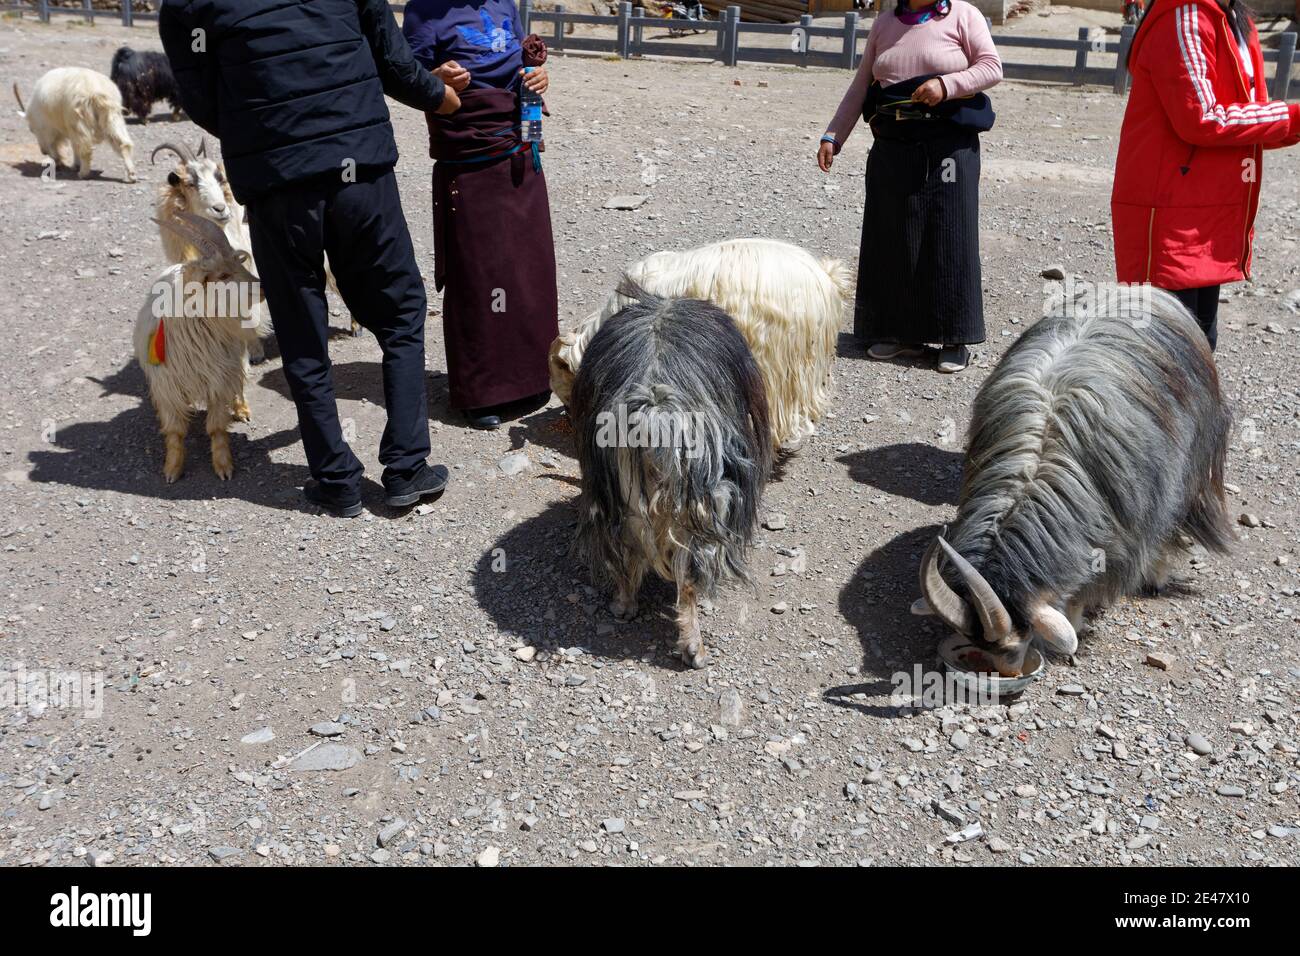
[4,0,1295,98]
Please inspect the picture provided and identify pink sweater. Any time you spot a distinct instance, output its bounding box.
[825,3,1003,147]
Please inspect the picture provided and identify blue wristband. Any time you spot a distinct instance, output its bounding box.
[820,134,838,145]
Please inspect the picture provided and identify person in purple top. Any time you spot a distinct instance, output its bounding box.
[403,0,558,430]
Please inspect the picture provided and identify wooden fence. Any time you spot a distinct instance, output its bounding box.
[5,0,1296,98]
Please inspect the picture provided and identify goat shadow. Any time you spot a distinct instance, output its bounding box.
[30,362,313,511]
[825,522,952,717]
[9,160,134,184]
[839,443,963,507]
[471,497,704,670]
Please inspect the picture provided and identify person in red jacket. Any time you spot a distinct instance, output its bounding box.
[1112,0,1300,349]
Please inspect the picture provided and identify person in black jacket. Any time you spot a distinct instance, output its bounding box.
[159,0,461,517]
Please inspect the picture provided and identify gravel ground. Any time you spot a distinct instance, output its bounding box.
[1,15,1298,868]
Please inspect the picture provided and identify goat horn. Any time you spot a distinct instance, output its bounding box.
[919,534,975,636]
[174,209,238,261]
[151,140,195,166]
[936,537,1013,642]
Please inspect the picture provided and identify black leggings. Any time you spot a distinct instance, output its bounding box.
[1165,285,1220,351]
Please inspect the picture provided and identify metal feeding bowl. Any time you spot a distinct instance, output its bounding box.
[937,633,1045,700]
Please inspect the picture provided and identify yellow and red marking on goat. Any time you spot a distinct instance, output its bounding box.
[147,320,166,365]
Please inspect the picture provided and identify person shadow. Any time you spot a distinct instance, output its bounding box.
[30,361,312,511]
[471,498,704,670]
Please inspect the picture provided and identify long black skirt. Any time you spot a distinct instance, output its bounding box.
[854,122,985,346]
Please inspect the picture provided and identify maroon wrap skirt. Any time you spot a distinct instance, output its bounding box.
[429,89,558,411]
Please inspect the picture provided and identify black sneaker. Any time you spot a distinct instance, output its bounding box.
[303,479,363,518]
[384,463,451,508]
[937,345,971,374]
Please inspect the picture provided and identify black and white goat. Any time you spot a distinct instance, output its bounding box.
[914,286,1234,676]
[110,47,180,123]
[570,283,773,668]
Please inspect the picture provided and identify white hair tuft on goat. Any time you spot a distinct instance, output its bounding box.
[550,238,852,450]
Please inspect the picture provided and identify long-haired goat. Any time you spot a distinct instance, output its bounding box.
[134,211,265,482]
[110,47,180,123]
[14,68,136,182]
[152,138,266,421]
[571,283,773,668]
[913,286,1233,676]
[551,238,851,449]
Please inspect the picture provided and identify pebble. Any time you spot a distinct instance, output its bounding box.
[771,601,788,615]
[1057,684,1086,696]
[208,846,243,863]
[377,819,407,847]
[602,818,626,834]
[310,722,346,737]
[1144,652,1174,671]
[514,646,537,662]
[498,452,531,477]
[603,194,648,210]
[1215,785,1246,798]
[1238,513,1262,528]
[477,845,501,867]
[718,688,744,728]
[240,727,275,745]
[949,730,969,751]
[1185,733,1213,756]
[764,513,788,531]
[289,743,362,772]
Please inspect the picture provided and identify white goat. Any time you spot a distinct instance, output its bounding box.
[152,138,357,348]
[152,138,270,421]
[14,68,136,182]
[550,238,852,449]
[135,211,265,482]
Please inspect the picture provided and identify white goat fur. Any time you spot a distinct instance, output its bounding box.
[18,68,136,182]
[133,216,264,482]
[551,239,852,448]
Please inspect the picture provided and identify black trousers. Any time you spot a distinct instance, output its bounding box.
[247,168,430,493]
[1165,285,1220,351]
[855,120,985,347]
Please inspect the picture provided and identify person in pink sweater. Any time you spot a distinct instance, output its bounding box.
[818,1,1002,373]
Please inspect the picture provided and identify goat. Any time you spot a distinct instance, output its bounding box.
[550,238,851,449]
[14,68,136,182]
[570,283,773,669]
[134,210,265,482]
[109,47,180,123]
[913,286,1233,676]
[152,138,358,345]
[152,138,265,422]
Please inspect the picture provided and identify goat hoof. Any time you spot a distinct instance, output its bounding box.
[350,324,364,338]
[231,402,252,423]
[609,599,638,621]
[677,641,711,670]
[163,466,182,484]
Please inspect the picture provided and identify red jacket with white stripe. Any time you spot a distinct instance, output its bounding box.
[1112,0,1300,289]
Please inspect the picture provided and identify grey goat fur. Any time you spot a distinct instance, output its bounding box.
[570,281,773,668]
[917,285,1234,675]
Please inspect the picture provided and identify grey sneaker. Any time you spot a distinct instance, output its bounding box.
[937,345,971,373]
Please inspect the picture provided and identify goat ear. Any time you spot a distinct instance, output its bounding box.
[1029,603,1078,656]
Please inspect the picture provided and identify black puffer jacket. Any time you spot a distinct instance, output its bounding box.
[159,0,446,202]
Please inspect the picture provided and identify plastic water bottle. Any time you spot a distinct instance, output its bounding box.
[520,67,543,144]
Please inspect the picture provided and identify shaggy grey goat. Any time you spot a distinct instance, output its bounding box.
[914,285,1234,676]
[571,282,773,668]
